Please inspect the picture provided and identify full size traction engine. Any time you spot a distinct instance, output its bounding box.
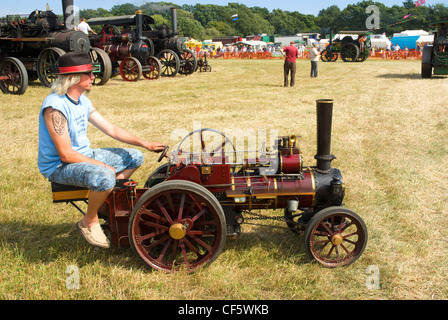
[87,7,197,79]
[88,11,163,82]
[52,100,368,272]
[0,0,111,95]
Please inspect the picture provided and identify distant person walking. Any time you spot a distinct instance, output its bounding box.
[77,18,97,35]
[310,42,320,77]
[281,41,299,87]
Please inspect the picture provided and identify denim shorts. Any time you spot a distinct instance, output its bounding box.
[49,148,143,192]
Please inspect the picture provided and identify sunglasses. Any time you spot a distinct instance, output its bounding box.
[82,71,94,77]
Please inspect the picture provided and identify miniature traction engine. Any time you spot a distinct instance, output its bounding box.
[51,99,368,272]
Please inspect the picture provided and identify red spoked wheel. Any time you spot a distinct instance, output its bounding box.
[0,57,28,95]
[128,180,226,272]
[304,206,367,267]
[142,56,162,80]
[119,57,142,81]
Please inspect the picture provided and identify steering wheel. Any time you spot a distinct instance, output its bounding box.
[157,145,169,162]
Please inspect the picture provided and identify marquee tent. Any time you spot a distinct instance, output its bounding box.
[389,34,434,49]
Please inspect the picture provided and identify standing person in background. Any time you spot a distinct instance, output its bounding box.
[77,18,97,35]
[310,42,320,78]
[281,41,299,87]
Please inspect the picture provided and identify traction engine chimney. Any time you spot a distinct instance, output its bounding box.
[135,10,143,40]
[61,0,74,29]
[171,7,178,35]
[314,99,336,172]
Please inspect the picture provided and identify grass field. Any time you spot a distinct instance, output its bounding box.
[0,58,447,300]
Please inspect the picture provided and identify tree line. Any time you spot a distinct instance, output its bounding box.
[79,1,448,40]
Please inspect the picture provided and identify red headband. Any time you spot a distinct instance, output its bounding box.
[58,64,92,74]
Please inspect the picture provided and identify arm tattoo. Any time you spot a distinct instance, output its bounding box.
[50,109,67,136]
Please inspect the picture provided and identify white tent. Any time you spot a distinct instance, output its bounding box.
[234,40,267,50]
[393,30,429,37]
[417,35,435,46]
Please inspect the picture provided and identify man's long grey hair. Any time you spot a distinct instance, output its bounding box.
[51,74,84,96]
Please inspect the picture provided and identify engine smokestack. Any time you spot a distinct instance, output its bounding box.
[135,10,143,39]
[314,99,336,172]
[171,7,178,35]
[61,0,74,29]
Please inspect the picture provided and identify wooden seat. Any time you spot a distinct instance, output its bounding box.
[51,182,90,203]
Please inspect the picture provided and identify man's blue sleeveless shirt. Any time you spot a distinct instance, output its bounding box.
[37,93,93,178]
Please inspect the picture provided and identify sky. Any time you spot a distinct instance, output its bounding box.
[0,0,440,17]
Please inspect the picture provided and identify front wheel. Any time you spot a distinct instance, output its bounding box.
[142,56,162,80]
[320,49,333,62]
[304,206,367,267]
[128,180,226,272]
[119,57,142,81]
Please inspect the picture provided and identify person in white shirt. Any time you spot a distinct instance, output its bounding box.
[77,19,97,35]
[309,42,320,77]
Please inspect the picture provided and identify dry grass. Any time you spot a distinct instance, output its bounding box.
[0,58,447,300]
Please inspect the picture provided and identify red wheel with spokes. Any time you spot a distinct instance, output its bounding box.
[128,180,226,272]
[119,57,142,81]
[0,57,28,95]
[304,206,367,267]
[142,56,162,80]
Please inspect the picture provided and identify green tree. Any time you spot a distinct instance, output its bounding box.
[177,9,205,39]
[228,3,274,36]
[109,3,138,16]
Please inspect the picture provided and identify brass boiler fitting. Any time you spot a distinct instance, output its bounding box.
[288,134,296,155]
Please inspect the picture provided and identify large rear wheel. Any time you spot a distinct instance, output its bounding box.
[178,48,198,75]
[128,180,226,272]
[157,49,180,77]
[37,47,66,87]
[421,46,433,78]
[88,47,112,85]
[0,57,28,94]
[340,43,359,62]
